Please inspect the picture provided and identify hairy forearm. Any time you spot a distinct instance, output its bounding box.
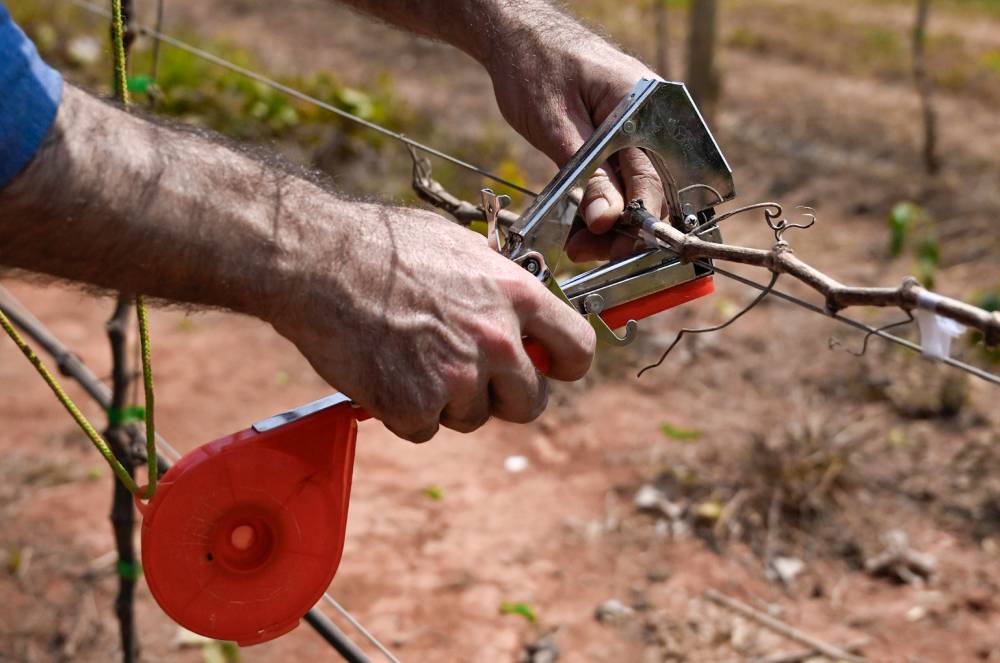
[338,0,595,70]
[0,84,372,322]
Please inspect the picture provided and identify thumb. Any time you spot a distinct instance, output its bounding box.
[533,106,626,241]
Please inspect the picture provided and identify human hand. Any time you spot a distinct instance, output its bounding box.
[270,204,595,443]
[483,14,666,263]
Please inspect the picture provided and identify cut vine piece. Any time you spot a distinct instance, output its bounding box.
[136,399,366,645]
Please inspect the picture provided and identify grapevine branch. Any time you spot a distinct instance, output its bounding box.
[626,204,1000,346]
[411,166,1000,354]
[104,298,140,663]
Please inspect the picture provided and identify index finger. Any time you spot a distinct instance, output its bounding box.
[516,280,595,381]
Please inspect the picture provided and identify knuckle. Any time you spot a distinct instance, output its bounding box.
[501,377,548,424]
[407,423,439,444]
[496,272,543,320]
[443,410,490,434]
[388,414,439,443]
[439,360,481,396]
[480,321,521,363]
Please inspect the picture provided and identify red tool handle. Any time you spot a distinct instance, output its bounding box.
[523,275,715,374]
[523,338,552,374]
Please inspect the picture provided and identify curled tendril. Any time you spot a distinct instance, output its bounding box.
[765,205,817,242]
[692,201,818,243]
[829,310,916,357]
[637,272,779,377]
[695,202,784,234]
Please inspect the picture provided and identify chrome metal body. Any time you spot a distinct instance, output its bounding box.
[499,78,735,339]
[561,225,722,316]
[252,392,353,432]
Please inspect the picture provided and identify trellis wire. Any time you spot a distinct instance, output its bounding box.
[70,0,536,197]
[323,594,403,663]
[699,261,1000,387]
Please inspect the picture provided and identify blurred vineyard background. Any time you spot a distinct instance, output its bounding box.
[3,0,1000,661]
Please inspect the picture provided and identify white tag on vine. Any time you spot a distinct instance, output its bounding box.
[915,309,966,360]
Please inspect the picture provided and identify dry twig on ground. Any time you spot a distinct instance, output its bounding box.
[705,589,870,663]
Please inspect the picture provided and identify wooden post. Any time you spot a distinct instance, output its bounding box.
[912,0,940,176]
[686,0,721,124]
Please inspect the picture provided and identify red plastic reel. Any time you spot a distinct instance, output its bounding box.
[136,401,361,646]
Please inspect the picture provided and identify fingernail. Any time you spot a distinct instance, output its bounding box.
[584,197,610,227]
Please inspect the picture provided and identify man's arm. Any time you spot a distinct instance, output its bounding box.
[339,0,665,261]
[0,84,594,441]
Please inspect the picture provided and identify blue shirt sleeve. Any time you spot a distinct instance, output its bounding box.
[0,2,63,189]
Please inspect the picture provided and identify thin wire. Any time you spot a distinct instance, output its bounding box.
[69,0,537,197]
[154,433,182,464]
[322,593,402,663]
[148,0,165,85]
[701,261,1000,387]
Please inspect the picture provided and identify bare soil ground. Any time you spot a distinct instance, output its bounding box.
[2,1,1000,662]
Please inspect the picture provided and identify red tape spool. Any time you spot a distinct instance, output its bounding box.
[136,401,359,645]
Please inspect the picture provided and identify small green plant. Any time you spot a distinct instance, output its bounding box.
[726,27,767,51]
[422,485,443,501]
[660,423,703,441]
[887,201,939,288]
[499,601,537,623]
[981,50,1000,74]
[201,640,240,663]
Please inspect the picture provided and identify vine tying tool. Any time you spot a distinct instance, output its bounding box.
[138,79,735,644]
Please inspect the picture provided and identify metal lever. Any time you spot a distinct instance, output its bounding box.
[481,188,511,252]
[544,276,637,347]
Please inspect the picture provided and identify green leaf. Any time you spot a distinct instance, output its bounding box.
[660,423,702,441]
[976,289,1000,313]
[6,547,21,575]
[127,74,152,94]
[888,201,919,257]
[199,639,240,663]
[915,238,940,288]
[916,237,940,267]
[499,601,537,623]
[422,485,443,501]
